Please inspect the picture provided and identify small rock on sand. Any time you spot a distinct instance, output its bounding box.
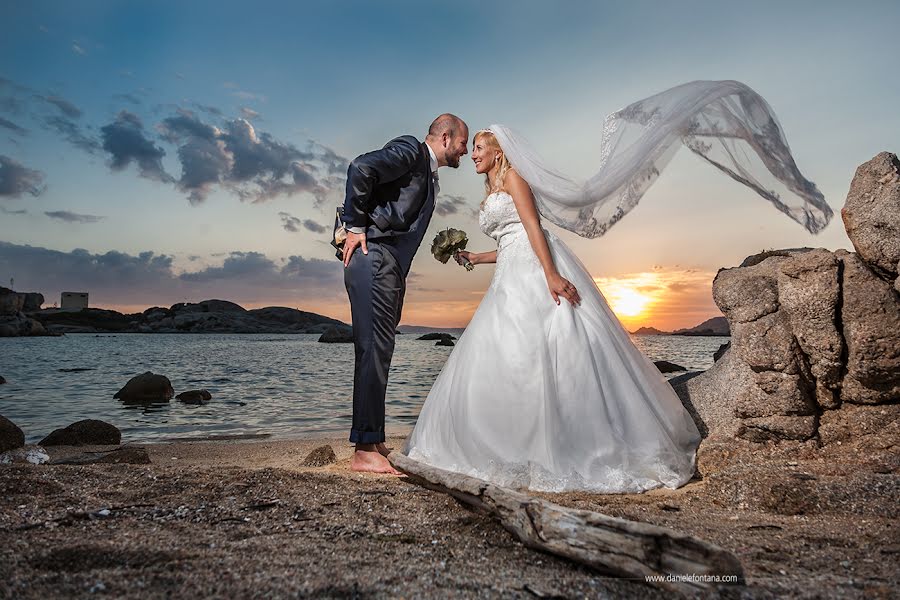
[302,444,337,467]
[39,419,122,446]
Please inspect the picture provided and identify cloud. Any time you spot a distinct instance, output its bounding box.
[0,79,348,207]
[43,115,101,153]
[240,107,260,120]
[177,250,343,290]
[0,241,345,308]
[279,211,301,232]
[0,206,27,215]
[0,241,174,292]
[280,212,326,233]
[43,95,82,118]
[0,117,28,136]
[0,155,46,198]
[156,108,347,204]
[193,103,222,117]
[100,110,173,183]
[302,219,326,233]
[0,77,32,115]
[71,42,86,55]
[231,90,266,102]
[44,210,105,223]
[435,194,477,217]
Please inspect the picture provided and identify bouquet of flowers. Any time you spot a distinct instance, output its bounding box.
[431,228,474,271]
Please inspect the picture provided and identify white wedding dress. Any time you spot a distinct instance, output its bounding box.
[401,191,702,493]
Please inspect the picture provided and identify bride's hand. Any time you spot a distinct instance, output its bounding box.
[547,272,581,306]
[454,251,475,266]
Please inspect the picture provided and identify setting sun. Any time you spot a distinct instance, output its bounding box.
[593,273,661,325]
[589,269,720,332]
[604,285,653,317]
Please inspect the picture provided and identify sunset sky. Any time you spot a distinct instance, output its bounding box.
[1,1,897,330]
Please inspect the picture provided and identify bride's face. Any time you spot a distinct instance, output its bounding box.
[472,138,501,174]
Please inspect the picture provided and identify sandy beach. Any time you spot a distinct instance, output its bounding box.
[2,432,896,599]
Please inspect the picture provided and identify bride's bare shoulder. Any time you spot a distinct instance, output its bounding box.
[501,168,523,185]
[501,169,535,199]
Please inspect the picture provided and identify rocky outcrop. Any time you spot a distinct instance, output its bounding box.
[39,420,122,446]
[318,326,353,343]
[0,415,25,453]
[114,372,175,404]
[673,151,900,469]
[21,292,44,312]
[30,301,348,335]
[841,151,900,279]
[0,287,51,337]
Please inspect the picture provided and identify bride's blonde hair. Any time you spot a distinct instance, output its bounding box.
[474,129,512,197]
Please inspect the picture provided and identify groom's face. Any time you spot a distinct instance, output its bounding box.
[443,126,469,168]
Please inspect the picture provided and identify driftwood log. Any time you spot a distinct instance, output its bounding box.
[389,452,744,594]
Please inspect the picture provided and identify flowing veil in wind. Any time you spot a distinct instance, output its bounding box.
[488,80,832,238]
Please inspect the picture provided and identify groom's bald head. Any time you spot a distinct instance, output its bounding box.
[426,113,469,168]
[428,113,467,138]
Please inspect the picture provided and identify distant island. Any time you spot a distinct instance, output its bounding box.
[3,286,728,337]
[1,288,469,337]
[630,316,730,337]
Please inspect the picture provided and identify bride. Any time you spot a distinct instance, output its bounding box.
[400,80,832,493]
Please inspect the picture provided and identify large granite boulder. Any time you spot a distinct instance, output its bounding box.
[673,151,900,472]
[0,415,25,454]
[114,372,175,403]
[39,419,122,446]
[841,151,900,279]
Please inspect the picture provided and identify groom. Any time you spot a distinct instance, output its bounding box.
[341,114,469,475]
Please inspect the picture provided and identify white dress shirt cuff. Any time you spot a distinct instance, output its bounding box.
[347,226,365,234]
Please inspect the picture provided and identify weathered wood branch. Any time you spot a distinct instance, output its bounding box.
[389,452,744,594]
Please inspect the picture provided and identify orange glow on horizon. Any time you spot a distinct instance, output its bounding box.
[91,268,721,332]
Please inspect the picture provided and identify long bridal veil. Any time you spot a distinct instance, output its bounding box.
[489,80,832,238]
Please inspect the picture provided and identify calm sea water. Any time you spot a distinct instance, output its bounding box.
[0,333,727,445]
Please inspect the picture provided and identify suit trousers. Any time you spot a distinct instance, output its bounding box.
[343,241,406,444]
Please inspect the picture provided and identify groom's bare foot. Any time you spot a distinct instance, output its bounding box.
[351,444,404,475]
[375,442,393,457]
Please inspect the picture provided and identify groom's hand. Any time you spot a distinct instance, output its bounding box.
[343,231,368,267]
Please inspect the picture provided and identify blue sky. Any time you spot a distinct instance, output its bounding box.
[1,0,898,328]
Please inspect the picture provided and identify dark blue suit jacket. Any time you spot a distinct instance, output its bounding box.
[342,135,434,240]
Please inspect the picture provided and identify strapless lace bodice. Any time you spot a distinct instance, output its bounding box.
[478,191,560,268]
[478,191,525,244]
